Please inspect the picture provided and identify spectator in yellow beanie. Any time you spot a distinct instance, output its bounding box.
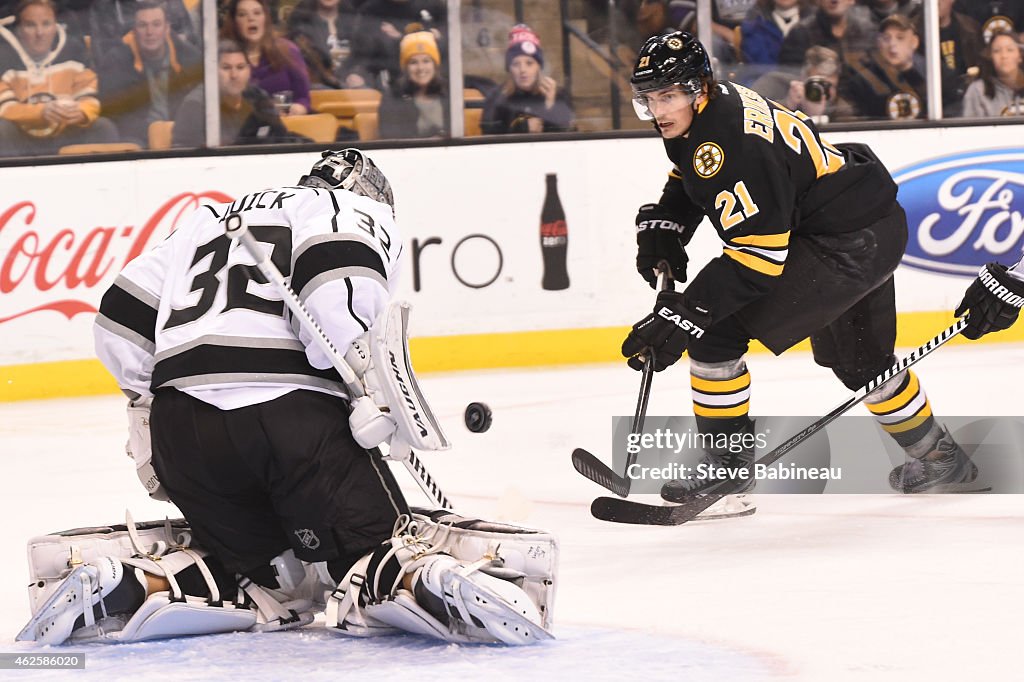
[399,30,441,70]
[379,30,448,139]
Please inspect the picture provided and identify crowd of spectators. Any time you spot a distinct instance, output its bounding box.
[0,0,576,157]
[630,0,1024,123]
[2,0,1022,158]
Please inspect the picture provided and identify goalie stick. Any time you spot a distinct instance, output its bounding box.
[591,317,969,525]
[224,212,452,510]
[571,263,669,496]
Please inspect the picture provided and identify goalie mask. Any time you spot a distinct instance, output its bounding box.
[299,149,395,210]
[630,31,712,121]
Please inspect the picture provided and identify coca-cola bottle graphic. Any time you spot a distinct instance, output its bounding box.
[540,173,570,290]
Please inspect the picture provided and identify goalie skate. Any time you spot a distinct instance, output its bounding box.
[444,568,554,644]
[17,565,106,644]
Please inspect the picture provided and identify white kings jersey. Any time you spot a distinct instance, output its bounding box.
[93,185,402,410]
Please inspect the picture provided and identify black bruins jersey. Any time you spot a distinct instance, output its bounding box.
[657,80,898,325]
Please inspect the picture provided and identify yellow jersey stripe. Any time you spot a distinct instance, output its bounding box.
[729,231,791,249]
[724,249,784,276]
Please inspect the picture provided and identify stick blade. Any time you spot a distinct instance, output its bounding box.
[589,495,724,526]
[571,448,630,497]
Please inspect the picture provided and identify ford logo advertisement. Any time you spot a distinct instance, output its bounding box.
[895,149,1024,276]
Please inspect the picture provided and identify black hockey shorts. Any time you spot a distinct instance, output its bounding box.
[688,203,908,378]
[150,388,407,581]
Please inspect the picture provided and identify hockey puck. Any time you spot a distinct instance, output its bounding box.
[464,402,493,433]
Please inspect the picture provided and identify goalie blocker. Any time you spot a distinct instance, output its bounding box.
[344,301,450,458]
[19,510,557,646]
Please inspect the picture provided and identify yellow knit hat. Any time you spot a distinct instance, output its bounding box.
[400,31,441,69]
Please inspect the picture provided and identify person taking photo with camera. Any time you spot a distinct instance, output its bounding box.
[751,45,855,122]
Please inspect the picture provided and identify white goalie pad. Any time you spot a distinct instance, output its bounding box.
[20,567,260,644]
[25,518,195,615]
[345,301,450,454]
[21,518,316,644]
[325,511,557,644]
[409,508,559,630]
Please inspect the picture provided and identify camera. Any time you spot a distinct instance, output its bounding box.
[804,76,833,103]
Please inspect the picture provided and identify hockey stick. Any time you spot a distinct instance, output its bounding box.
[224,213,453,510]
[571,263,670,496]
[591,317,969,525]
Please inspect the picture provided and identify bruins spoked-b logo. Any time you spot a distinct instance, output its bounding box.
[667,37,683,50]
[693,142,724,178]
[887,92,921,120]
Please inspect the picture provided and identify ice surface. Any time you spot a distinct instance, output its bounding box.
[1,344,1022,681]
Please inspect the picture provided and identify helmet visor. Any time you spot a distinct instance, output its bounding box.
[631,86,697,122]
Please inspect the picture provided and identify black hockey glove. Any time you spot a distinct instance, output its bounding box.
[622,291,711,371]
[954,262,1024,340]
[635,204,692,288]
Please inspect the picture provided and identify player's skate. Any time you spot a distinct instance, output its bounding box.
[888,428,981,494]
[660,445,755,503]
[18,557,145,644]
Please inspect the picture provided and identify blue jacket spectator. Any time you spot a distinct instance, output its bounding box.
[741,0,811,65]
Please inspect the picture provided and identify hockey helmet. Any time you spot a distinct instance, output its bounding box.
[630,31,712,120]
[299,148,395,209]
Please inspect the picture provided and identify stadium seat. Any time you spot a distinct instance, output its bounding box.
[148,120,174,150]
[281,113,339,143]
[464,108,483,137]
[353,112,379,141]
[311,89,382,119]
[58,142,142,155]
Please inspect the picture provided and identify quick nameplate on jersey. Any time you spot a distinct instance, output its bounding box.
[657,307,705,337]
[216,191,297,222]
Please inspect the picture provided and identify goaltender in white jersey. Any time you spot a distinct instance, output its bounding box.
[94,172,400,410]
[20,149,556,648]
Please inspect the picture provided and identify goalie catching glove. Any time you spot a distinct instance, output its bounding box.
[343,301,449,457]
[622,291,711,371]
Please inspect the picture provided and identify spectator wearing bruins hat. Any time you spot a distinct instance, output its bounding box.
[842,13,962,120]
[379,30,449,139]
[482,24,575,135]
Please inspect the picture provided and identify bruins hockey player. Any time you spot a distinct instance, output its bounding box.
[620,31,980,499]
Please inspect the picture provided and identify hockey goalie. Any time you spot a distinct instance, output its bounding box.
[18,149,556,647]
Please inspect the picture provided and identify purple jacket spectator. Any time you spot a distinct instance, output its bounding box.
[251,39,312,111]
[222,0,313,114]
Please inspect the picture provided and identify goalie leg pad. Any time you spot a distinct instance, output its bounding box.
[100,592,259,643]
[410,509,559,629]
[327,514,555,644]
[21,519,316,644]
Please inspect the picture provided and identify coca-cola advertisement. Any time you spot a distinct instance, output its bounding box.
[0,192,232,327]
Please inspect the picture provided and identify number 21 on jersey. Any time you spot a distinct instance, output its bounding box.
[714,181,759,230]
